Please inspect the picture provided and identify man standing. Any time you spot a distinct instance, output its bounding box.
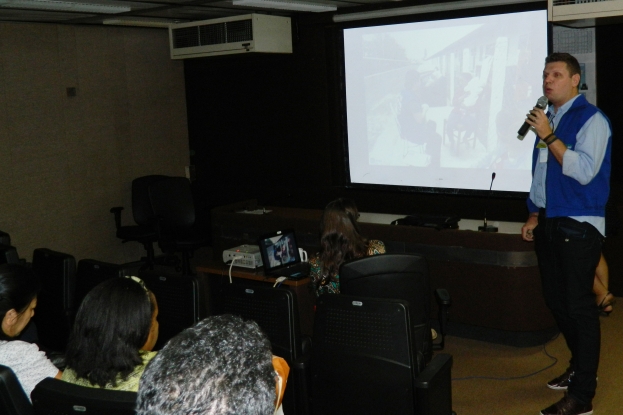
[521,52,611,415]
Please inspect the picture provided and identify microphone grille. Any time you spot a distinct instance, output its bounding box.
[536,96,548,109]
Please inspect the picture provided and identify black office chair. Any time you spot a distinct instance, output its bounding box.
[147,177,210,275]
[31,378,136,415]
[213,283,310,415]
[110,175,169,270]
[310,294,454,415]
[0,365,33,415]
[139,271,203,350]
[339,253,451,370]
[31,248,77,352]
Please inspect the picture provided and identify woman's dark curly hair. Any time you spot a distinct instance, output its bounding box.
[64,277,155,387]
[0,264,41,341]
[319,198,368,285]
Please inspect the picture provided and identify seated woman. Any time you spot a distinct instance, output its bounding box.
[62,276,159,391]
[310,198,385,297]
[0,263,62,399]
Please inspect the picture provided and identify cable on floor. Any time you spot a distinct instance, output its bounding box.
[452,333,560,382]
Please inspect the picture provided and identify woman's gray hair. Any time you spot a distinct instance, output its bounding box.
[136,314,275,415]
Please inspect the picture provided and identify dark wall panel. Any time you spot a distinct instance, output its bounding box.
[186,17,623,224]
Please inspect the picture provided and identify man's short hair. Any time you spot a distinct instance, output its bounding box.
[136,314,275,415]
[545,52,581,78]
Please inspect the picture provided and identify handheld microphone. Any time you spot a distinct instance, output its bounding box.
[478,172,498,233]
[517,96,548,140]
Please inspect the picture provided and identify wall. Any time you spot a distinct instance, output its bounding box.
[185,16,529,221]
[0,22,189,264]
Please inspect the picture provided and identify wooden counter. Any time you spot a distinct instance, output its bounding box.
[209,200,557,346]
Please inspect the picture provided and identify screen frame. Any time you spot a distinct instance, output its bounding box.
[335,2,552,199]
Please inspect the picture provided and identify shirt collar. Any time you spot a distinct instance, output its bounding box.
[549,93,580,117]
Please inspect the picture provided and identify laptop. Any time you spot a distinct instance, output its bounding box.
[258,229,310,279]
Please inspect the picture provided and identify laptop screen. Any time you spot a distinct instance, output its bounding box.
[258,230,302,274]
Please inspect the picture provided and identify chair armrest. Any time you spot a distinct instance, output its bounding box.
[290,337,311,415]
[434,289,451,351]
[435,288,451,306]
[414,353,454,415]
[110,207,124,230]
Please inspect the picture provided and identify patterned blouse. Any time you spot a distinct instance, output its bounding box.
[309,240,386,297]
[61,350,157,392]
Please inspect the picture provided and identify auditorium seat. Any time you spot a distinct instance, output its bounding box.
[139,270,204,350]
[310,294,454,415]
[31,378,136,415]
[213,283,310,415]
[31,248,77,352]
[339,253,451,369]
[0,365,33,415]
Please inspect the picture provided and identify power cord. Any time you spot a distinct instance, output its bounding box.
[273,276,287,288]
[227,256,244,284]
[452,333,560,382]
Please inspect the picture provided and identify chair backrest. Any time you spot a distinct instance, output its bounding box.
[148,177,196,229]
[0,230,10,246]
[139,271,201,350]
[32,248,77,352]
[339,253,432,368]
[0,244,20,265]
[31,378,136,415]
[214,284,302,361]
[130,175,170,226]
[213,284,307,415]
[310,294,416,415]
[0,365,33,415]
[74,259,140,312]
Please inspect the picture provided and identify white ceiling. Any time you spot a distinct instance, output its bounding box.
[0,0,429,27]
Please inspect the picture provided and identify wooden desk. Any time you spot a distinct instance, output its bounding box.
[210,200,557,347]
[197,259,315,336]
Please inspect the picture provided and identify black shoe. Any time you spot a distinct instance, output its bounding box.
[540,393,593,415]
[547,368,574,390]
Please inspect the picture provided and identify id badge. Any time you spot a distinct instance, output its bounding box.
[539,147,548,163]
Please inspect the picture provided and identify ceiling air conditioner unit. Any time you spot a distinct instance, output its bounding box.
[549,0,623,26]
[169,14,292,59]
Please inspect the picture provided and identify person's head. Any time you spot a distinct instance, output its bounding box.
[319,198,368,280]
[543,52,581,109]
[65,276,158,387]
[0,264,41,340]
[136,314,275,415]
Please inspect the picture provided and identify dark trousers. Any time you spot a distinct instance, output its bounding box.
[534,214,603,404]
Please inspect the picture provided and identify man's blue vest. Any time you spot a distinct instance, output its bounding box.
[530,94,612,218]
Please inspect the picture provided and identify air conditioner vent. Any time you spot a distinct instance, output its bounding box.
[224,20,253,42]
[172,26,200,49]
[169,14,291,59]
[174,24,240,49]
[199,23,226,45]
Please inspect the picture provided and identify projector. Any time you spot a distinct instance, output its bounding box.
[222,245,263,269]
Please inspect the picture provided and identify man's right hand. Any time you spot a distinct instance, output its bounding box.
[521,214,538,242]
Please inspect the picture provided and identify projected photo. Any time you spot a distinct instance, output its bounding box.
[343,9,548,193]
[263,235,297,268]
